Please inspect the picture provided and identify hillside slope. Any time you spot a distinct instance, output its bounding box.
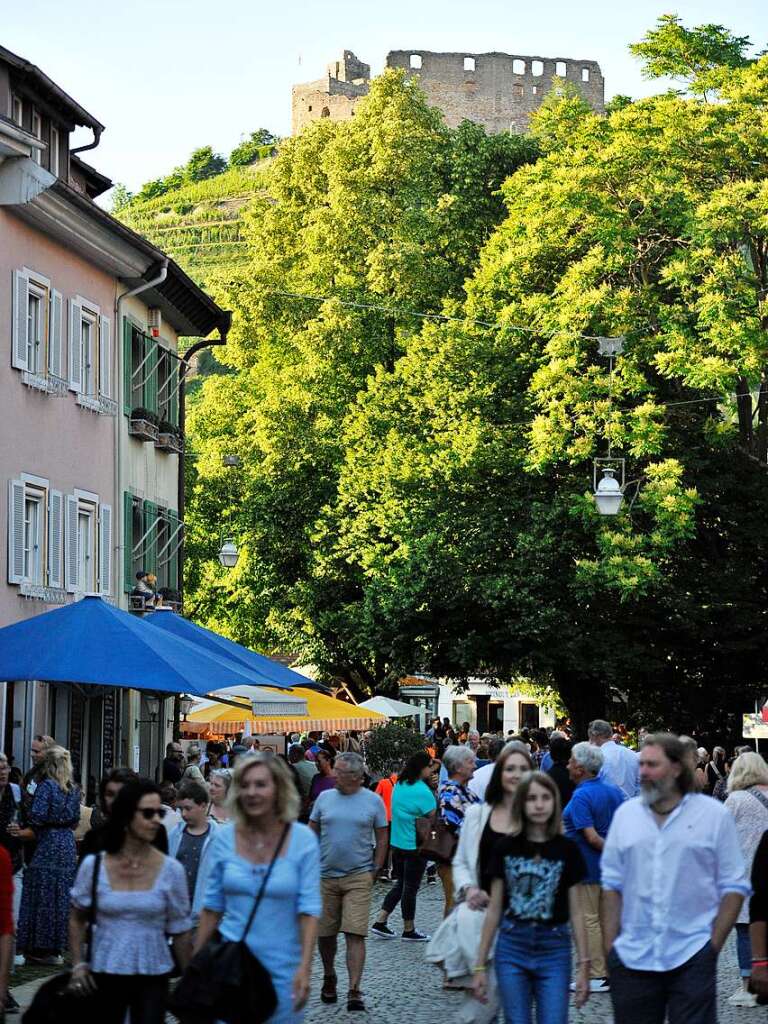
[117,161,271,287]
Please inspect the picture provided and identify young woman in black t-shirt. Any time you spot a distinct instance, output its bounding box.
[472,771,590,1023]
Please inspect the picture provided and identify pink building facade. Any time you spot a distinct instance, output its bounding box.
[0,45,229,790]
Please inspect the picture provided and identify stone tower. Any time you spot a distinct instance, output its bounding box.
[292,49,605,136]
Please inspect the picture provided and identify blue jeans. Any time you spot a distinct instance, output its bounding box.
[494,919,572,1024]
[736,923,752,977]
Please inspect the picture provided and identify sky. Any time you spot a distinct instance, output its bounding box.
[4,0,768,195]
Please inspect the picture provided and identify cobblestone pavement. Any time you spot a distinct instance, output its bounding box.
[305,876,752,1024]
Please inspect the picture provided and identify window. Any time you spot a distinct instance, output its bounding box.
[11,95,22,126]
[157,347,179,427]
[124,321,160,416]
[513,84,524,99]
[49,127,60,176]
[65,490,109,595]
[556,61,567,77]
[70,298,111,409]
[512,59,526,75]
[320,107,330,118]
[26,286,45,374]
[31,110,42,165]
[464,56,475,72]
[8,475,57,589]
[12,268,63,388]
[532,85,538,95]
[409,54,422,70]
[531,60,544,77]
[124,493,181,594]
[582,67,590,82]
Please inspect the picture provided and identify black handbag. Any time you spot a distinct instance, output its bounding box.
[168,823,288,1024]
[23,854,102,1024]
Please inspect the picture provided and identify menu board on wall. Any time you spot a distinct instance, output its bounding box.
[102,691,116,773]
[69,693,84,778]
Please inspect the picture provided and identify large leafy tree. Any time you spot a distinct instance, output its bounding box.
[183,72,537,669]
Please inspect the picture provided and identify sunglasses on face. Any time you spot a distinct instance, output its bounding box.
[137,807,167,820]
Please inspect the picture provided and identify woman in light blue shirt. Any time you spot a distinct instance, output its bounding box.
[195,753,321,1024]
[372,751,436,942]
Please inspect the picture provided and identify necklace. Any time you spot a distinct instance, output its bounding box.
[120,848,150,870]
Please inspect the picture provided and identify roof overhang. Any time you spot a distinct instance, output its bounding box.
[7,177,229,336]
[0,45,104,135]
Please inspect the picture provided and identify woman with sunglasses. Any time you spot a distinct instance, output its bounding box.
[68,779,192,1024]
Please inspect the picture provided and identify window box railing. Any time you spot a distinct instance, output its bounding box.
[155,422,183,454]
[19,582,67,603]
[128,408,159,442]
[76,393,102,414]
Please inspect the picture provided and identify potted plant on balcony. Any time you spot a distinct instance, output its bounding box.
[155,419,183,453]
[128,407,159,442]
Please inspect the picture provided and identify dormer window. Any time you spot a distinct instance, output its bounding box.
[31,109,42,164]
[11,94,22,127]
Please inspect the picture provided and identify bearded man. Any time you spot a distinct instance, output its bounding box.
[600,733,749,1024]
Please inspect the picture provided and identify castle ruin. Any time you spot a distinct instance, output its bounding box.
[292,49,605,136]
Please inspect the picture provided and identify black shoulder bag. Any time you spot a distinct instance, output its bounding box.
[168,823,289,1024]
[23,854,102,1024]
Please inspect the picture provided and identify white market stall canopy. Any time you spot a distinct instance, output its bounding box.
[358,695,419,718]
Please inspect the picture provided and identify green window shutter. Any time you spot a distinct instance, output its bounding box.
[143,500,158,576]
[123,491,134,592]
[169,359,179,427]
[143,336,158,415]
[122,319,132,415]
[168,510,179,590]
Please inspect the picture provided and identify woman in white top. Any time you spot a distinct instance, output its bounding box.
[68,779,192,1024]
[724,752,768,1007]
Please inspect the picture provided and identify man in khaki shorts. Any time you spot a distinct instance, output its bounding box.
[309,751,388,1012]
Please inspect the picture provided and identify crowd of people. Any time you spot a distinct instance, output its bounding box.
[0,721,762,1022]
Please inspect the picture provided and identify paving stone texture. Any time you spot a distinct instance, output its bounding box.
[305,876,753,1024]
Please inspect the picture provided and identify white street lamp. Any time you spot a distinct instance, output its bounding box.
[594,466,624,516]
[218,538,239,568]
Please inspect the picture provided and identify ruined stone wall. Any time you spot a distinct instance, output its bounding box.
[292,48,605,136]
[386,50,604,132]
[292,75,368,134]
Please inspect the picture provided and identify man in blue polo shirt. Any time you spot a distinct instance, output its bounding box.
[563,741,625,994]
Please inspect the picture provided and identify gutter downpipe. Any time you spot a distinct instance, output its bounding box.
[113,260,168,765]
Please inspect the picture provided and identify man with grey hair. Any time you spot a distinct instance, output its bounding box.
[309,750,388,1011]
[563,741,625,993]
[588,719,639,798]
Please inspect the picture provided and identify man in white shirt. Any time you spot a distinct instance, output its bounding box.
[589,719,639,798]
[601,733,749,1023]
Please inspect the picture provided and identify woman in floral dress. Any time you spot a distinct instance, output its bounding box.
[16,746,80,961]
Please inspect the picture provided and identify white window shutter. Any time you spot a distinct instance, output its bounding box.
[48,489,63,589]
[12,270,29,371]
[98,315,111,398]
[68,299,82,392]
[48,290,63,380]
[7,480,25,584]
[64,494,79,593]
[98,503,112,596]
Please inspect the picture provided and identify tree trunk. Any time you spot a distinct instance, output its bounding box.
[553,670,609,741]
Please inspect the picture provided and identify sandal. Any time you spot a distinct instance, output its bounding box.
[320,974,338,1004]
[347,990,366,1011]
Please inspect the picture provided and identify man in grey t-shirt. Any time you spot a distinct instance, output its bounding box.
[309,752,388,1011]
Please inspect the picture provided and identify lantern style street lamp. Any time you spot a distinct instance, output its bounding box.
[218,538,239,568]
[594,465,624,516]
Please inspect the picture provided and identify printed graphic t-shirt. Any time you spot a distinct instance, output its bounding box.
[488,834,586,925]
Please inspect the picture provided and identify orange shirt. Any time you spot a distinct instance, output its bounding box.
[374,774,398,822]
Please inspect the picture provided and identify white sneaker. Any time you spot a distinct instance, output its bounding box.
[570,978,610,994]
[728,989,758,1007]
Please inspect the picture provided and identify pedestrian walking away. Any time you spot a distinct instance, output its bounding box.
[195,751,321,1023]
[601,732,750,1024]
[309,751,388,1011]
[471,771,591,1024]
[372,752,436,943]
[68,779,192,1024]
[562,741,625,994]
[588,720,639,798]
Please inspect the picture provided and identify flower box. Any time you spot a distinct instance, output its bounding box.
[128,417,158,442]
[155,431,183,454]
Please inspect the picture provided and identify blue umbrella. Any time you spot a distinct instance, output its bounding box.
[144,609,325,691]
[0,596,291,696]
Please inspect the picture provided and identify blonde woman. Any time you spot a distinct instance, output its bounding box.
[207,768,232,823]
[194,752,321,1023]
[16,746,80,963]
[724,752,768,1006]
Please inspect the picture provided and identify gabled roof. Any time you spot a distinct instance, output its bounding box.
[0,44,104,133]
